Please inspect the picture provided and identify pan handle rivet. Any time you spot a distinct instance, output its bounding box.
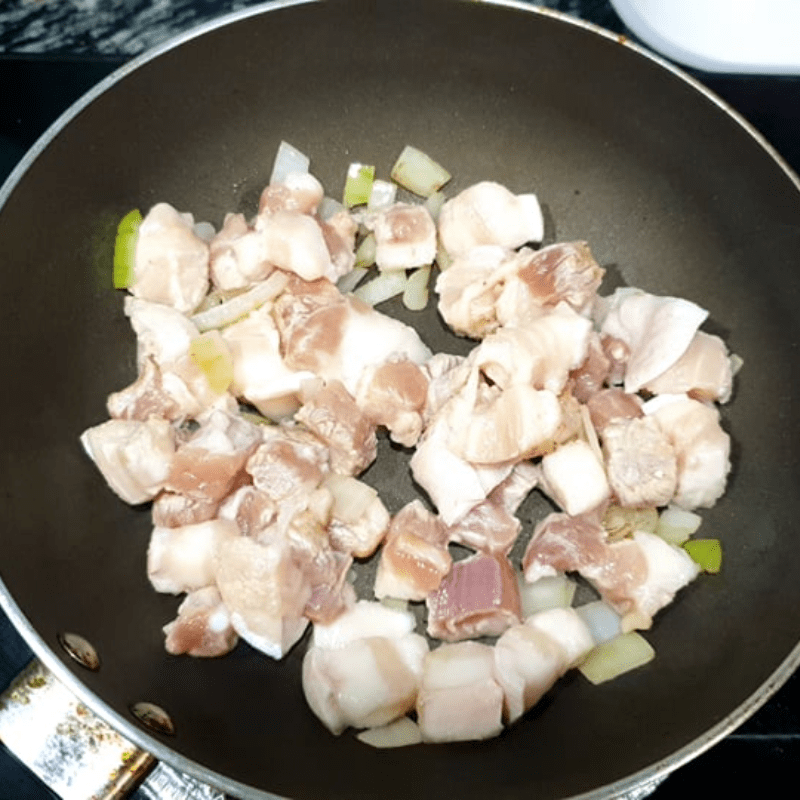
[57,632,101,671]
[130,702,175,736]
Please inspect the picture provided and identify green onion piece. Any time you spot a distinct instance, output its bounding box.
[390,145,451,197]
[683,538,722,573]
[343,163,375,207]
[113,208,142,289]
[189,330,233,395]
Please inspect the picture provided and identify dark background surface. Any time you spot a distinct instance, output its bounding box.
[1,1,799,797]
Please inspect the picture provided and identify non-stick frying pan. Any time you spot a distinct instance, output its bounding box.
[1,1,799,798]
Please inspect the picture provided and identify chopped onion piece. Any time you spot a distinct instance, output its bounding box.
[683,538,722,573]
[190,271,289,332]
[424,190,447,222]
[380,597,410,613]
[353,269,407,306]
[390,145,451,197]
[344,163,375,208]
[435,238,453,271]
[113,208,142,289]
[318,196,346,221]
[368,179,398,211]
[578,632,655,685]
[356,717,422,748]
[192,221,216,242]
[575,601,622,645]
[657,505,703,545]
[354,233,377,269]
[336,267,369,295]
[402,266,431,311]
[324,474,378,525]
[270,140,310,184]
[519,573,576,617]
[602,505,659,543]
[730,352,745,376]
[189,330,233,394]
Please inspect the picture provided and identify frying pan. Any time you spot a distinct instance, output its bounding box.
[1,1,799,798]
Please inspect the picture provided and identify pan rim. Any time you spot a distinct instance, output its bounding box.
[1,1,799,798]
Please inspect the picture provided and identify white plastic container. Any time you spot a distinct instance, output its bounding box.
[609,0,800,74]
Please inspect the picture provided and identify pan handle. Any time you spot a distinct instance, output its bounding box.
[0,658,225,800]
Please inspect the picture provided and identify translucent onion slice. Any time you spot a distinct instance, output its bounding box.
[270,140,310,185]
[344,163,376,208]
[354,233,377,269]
[518,573,576,617]
[402,266,431,311]
[390,145,451,197]
[657,505,702,545]
[192,221,216,242]
[190,271,289,332]
[356,717,422,748]
[189,330,233,394]
[424,190,447,222]
[352,269,407,306]
[113,208,142,289]
[368,179,397,211]
[578,632,655,685]
[318,196,346,221]
[575,601,622,645]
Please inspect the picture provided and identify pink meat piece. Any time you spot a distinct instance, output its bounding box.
[151,491,221,528]
[586,387,643,434]
[355,357,429,447]
[162,586,238,658]
[374,500,451,601]
[426,552,522,641]
[258,172,324,216]
[447,497,521,556]
[522,512,698,629]
[294,380,377,476]
[218,485,278,540]
[567,332,612,403]
[165,410,262,503]
[106,357,183,422]
[246,424,330,503]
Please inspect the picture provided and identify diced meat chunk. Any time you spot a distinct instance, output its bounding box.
[222,304,315,420]
[586,387,643,433]
[494,608,593,723]
[214,535,310,659]
[303,633,428,735]
[447,496,521,556]
[311,601,417,649]
[324,475,390,558]
[151,491,220,528]
[162,586,238,658]
[355,358,429,447]
[80,417,176,505]
[375,501,452,601]
[124,296,199,369]
[370,203,437,270]
[295,380,377,475]
[416,642,504,743]
[132,203,209,314]
[426,552,521,641]
[472,304,593,394]
[540,440,610,516]
[644,394,731,509]
[208,212,272,291]
[568,333,612,403]
[246,425,330,503]
[253,209,335,282]
[643,331,735,403]
[438,181,543,258]
[147,519,239,594]
[106,357,183,422]
[598,288,708,393]
[165,409,261,503]
[602,416,678,507]
[259,172,324,216]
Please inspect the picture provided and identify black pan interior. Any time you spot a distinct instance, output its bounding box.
[1,1,800,798]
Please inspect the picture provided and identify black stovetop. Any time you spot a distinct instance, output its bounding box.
[1,3,800,799]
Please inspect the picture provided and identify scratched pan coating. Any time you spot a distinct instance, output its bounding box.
[1,1,799,798]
